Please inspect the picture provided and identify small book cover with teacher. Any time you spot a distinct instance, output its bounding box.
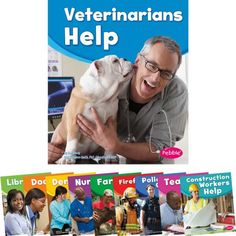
[48,0,189,165]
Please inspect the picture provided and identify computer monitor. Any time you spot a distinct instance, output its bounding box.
[48,76,75,119]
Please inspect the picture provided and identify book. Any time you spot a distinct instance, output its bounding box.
[48,0,189,165]
[135,173,163,234]
[180,172,235,235]
[90,173,118,235]
[113,173,142,235]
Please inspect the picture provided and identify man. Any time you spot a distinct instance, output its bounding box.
[160,191,183,231]
[141,184,162,235]
[92,189,115,234]
[70,187,95,235]
[49,36,188,163]
[116,187,141,235]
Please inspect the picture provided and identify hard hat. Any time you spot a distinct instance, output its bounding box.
[122,187,138,199]
[189,183,199,192]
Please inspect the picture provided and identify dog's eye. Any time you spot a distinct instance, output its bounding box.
[112,58,119,63]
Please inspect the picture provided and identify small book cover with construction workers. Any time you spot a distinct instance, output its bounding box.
[135,173,163,235]
[180,172,235,235]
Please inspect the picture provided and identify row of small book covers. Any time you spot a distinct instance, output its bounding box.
[1,171,235,235]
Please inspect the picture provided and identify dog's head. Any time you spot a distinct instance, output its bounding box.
[80,55,133,101]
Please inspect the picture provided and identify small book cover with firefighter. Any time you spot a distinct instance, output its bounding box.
[113,173,142,235]
[135,174,163,235]
[180,172,235,235]
[48,0,189,165]
[90,174,118,235]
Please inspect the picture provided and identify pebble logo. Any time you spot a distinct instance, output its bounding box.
[160,147,183,159]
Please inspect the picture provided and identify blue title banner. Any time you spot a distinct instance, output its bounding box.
[48,0,188,63]
[180,173,232,199]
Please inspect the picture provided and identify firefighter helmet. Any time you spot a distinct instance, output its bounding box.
[122,187,138,199]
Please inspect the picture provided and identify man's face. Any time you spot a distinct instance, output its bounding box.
[76,191,86,201]
[127,197,137,208]
[104,195,113,204]
[131,43,179,103]
[168,197,181,211]
[147,186,155,198]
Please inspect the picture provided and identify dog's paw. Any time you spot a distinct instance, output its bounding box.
[56,156,76,164]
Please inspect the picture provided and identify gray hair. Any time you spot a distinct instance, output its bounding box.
[140,36,182,68]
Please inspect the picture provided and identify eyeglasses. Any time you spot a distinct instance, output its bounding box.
[140,54,174,80]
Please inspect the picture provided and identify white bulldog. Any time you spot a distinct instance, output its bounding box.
[51,55,133,164]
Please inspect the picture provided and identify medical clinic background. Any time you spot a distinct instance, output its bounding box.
[0,1,236,235]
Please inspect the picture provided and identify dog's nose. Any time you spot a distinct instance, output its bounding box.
[123,58,127,61]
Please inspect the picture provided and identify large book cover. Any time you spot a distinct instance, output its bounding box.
[180,172,235,235]
[48,0,189,165]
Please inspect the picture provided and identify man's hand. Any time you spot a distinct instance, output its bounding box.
[77,107,120,153]
[48,143,65,164]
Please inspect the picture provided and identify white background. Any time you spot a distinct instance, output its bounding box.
[0,1,236,235]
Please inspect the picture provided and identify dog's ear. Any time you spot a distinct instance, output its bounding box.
[94,61,103,74]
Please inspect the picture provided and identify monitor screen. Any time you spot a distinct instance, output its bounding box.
[48,77,75,119]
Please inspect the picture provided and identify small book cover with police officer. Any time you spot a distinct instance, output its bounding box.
[90,174,118,235]
[135,174,163,235]
[48,0,189,165]
[180,172,235,235]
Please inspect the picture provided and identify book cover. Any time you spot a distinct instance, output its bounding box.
[1,173,50,234]
[23,174,50,233]
[48,0,189,165]
[113,173,142,235]
[68,173,98,235]
[90,174,118,235]
[180,172,235,235]
[135,173,163,235]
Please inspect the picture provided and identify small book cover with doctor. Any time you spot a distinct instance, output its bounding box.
[180,172,235,235]
[23,174,50,234]
[48,0,189,165]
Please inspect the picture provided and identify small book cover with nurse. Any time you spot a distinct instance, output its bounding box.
[48,0,189,165]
